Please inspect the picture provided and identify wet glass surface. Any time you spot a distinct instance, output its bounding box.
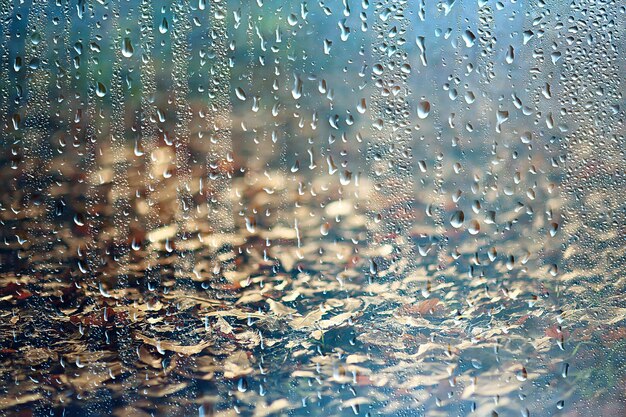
[0,1,625,416]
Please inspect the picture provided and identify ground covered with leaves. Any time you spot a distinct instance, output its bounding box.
[0,148,624,417]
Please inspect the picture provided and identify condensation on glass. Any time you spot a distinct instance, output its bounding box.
[0,0,624,416]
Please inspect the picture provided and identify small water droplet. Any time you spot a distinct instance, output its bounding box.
[122,37,134,58]
[450,211,465,228]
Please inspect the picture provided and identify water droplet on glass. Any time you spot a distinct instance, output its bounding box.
[122,37,134,58]
[417,101,431,119]
[96,82,107,97]
[450,211,465,228]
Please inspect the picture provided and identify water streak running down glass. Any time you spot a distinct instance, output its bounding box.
[0,0,624,416]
